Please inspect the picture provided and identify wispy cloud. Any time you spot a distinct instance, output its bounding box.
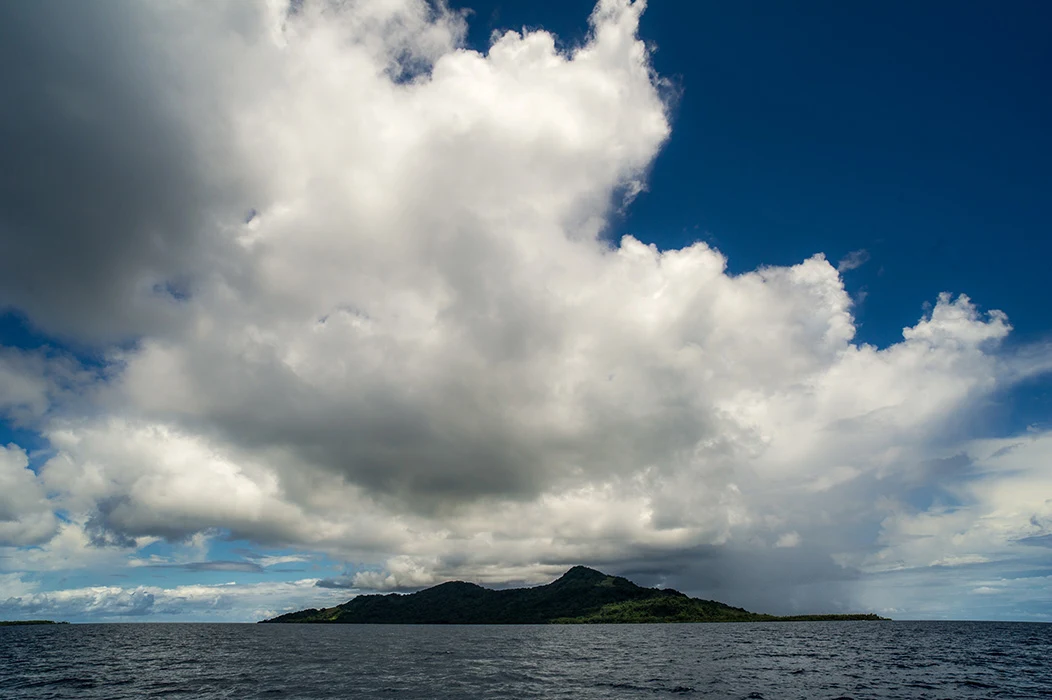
[837,249,871,272]
[315,577,357,590]
[157,560,265,573]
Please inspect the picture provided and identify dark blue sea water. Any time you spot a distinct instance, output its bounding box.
[1,621,1050,699]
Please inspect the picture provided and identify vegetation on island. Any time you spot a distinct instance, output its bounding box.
[261,566,888,624]
[0,620,68,626]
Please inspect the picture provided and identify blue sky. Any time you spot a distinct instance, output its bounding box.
[451,0,1052,442]
[1,0,1050,622]
[456,0,1052,409]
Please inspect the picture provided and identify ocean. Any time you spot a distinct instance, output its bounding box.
[2,621,1049,699]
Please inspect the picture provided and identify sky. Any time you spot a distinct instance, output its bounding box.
[0,0,1050,622]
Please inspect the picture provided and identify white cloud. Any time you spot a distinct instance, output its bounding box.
[0,444,56,546]
[858,433,1052,575]
[836,249,870,272]
[0,520,141,573]
[0,0,1048,617]
[0,572,40,599]
[352,556,442,591]
[0,577,351,622]
[254,554,311,568]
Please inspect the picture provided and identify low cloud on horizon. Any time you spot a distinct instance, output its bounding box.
[1,0,1051,622]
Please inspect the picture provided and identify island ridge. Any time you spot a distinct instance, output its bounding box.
[261,566,886,624]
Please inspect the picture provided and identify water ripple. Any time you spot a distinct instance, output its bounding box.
[1,621,1049,699]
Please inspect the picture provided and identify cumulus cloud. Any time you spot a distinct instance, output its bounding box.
[352,556,444,591]
[0,445,56,546]
[0,0,1048,617]
[0,349,96,426]
[0,577,351,622]
[0,353,50,422]
[1,522,122,573]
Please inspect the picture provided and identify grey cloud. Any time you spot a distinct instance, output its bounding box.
[235,549,266,560]
[0,351,50,422]
[315,577,357,589]
[142,560,265,573]
[990,443,1024,459]
[85,497,139,549]
[0,1,248,342]
[1017,534,1052,548]
[0,348,97,427]
[612,546,862,616]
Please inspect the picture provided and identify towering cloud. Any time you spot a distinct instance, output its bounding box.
[0,0,1048,619]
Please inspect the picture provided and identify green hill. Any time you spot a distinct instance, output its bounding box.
[260,566,887,624]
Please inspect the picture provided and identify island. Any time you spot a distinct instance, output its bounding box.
[0,620,68,626]
[261,566,887,624]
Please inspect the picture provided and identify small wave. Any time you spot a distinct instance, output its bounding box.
[17,675,99,690]
[598,681,696,695]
